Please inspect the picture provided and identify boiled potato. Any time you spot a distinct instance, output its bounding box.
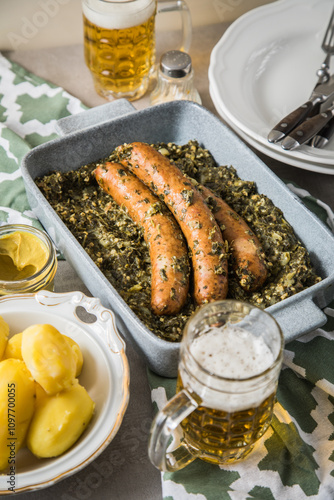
[35,382,48,403]
[21,324,77,395]
[63,335,83,377]
[27,383,95,458]
[4,332,83,377]
[0,359,35,470]
[0,316,9,360]
[4,332,23,360]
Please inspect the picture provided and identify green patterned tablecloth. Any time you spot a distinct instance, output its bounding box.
[0,53,86,227]
[0,52,334,500]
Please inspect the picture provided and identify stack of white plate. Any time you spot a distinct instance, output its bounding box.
[209,0,334,175]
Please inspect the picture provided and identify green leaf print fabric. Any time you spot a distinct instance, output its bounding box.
[0,53,86,227]
[0,52,334,500]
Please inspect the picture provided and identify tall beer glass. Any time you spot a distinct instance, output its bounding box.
[148,300,284,472]
[82,0,192,101]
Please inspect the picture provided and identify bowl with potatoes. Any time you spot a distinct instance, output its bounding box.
[0,290,129,494]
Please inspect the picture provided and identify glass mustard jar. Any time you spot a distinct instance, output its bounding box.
[0,224,58,295]
[150,50,202,105]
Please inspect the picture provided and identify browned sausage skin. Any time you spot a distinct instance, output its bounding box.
[94,161,190,316]
[117,142,228,305]
[197,184,268,292]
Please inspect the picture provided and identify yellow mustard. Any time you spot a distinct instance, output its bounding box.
[0,231,49,281]
[0,224,57,294]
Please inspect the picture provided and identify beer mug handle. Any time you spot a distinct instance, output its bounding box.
[157,0,192,53]
[148,389,199,472]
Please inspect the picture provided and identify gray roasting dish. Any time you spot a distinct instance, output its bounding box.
[21,100,334,377]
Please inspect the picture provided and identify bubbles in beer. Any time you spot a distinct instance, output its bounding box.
[190,326,275,379]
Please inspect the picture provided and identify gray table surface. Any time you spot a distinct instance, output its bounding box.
[4,21,334,500]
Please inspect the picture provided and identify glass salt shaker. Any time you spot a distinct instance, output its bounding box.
[150,50,202,106]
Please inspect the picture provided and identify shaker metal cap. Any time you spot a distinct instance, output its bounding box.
[160,50,192,78]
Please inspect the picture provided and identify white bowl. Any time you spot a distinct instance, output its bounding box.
[0,290,129,494]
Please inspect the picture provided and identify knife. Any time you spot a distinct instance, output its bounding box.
[267,74,334,143]
[281,103,334,150]
[309,115,334,148]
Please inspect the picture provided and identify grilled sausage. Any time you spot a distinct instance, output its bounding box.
[198,184,267,292]
[117,142,228,305]
[94,161,190,316]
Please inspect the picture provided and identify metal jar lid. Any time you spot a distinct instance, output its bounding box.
[159,50,192,78]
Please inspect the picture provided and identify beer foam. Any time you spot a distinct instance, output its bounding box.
[82,0,156,29]
[180,325,279,412]
[190,326,275,379]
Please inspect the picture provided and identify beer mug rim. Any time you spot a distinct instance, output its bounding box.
[98,0,150,3]
[182,299,284,384]
[83,0,155,8]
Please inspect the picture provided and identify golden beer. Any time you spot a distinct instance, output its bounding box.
[82,0,156,100]
[148,301,283,472]
[176,375,276,464]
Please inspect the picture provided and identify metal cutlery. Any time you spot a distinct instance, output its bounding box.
[315,4,334,83]
[310,114,334,148]
[282,100,334,150]
[267,5,334,146]
[267,77,334,144]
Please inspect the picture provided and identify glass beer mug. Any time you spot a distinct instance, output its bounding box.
[82,0,192,101]
[148,300,284,472]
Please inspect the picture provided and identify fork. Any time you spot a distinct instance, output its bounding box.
[309,7,334,148]
[268,5,334,146]
[279,6,334,150]
[316,5,334,83]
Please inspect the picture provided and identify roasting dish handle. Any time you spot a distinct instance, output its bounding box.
[55,99,137,136]
[269,297,327,343]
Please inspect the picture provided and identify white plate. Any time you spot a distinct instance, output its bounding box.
[0,290,129,495]
[209,0,334,171]
[210,83,334,175]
